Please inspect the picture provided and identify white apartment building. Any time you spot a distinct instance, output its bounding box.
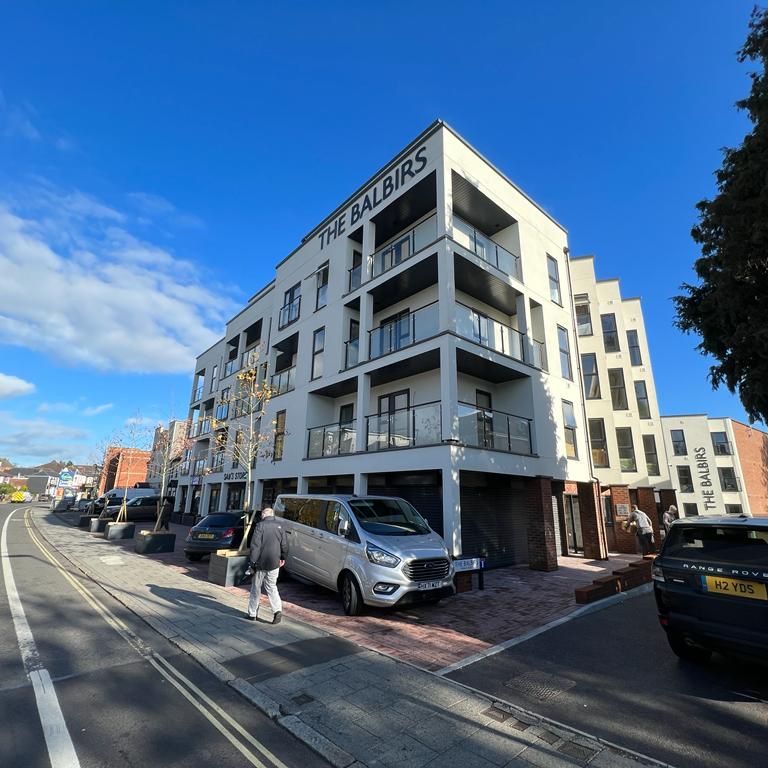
[147,419,190,494]
[569,257,675,552]
[175,120,612,569]
[660,415,752,517]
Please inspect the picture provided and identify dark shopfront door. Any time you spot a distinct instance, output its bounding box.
[227,484,244,512]
[564,494,583,554]
[208,486,220,515]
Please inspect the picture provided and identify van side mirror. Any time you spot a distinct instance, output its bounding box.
[338,519,350,537]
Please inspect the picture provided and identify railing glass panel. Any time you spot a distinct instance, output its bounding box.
[366,402,441,452]
[455,303,524,361]
[457,403,532,455]
[452,216,521,281]
[271,366,296,396]
[278,296,301,329]
[344,338,360,369]
[371,214,437,279]
[307,421,357,459]
[369,302,439,360]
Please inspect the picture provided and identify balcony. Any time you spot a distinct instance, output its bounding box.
[344,338,360,369]
[224,358,240,378]
[271,366,296,396]
[457,403,532,455]
[455,302,524,362]
[278,296,301,330]
[371,214,437,280]
[366,401,441,452]
[192,458,206,475]
[348,264,362,292]
[190,418,211,438]
[191,385,203,402]
[215,403,229,421]
[307,421,357,459]
[241,346,261,370]
[452,216,521,282]
[179,461,190,476]
[210,452,224,471]
[531,339,547,371]
[369,302,439,360]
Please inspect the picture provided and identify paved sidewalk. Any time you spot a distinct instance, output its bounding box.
[33,509,669,768]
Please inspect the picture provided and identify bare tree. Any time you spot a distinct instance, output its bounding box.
[147,419,193,532]
[113,415,154,525]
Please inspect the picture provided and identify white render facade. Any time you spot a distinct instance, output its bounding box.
[175,121,610,569]
[660,415,750,517]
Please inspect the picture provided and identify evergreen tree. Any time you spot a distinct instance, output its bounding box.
[675,7,768,423]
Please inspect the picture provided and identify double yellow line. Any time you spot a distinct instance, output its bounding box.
[24,510,289,768]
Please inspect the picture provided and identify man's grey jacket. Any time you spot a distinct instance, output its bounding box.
[249,517,286,571]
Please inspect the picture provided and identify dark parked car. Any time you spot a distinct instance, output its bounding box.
[184,512,249,561]
[654,515,768,662]
[99,495,162,522]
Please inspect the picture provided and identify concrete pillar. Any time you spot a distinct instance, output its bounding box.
[439,339,458,444]
[551,479,568,556]
[297,476,309,494]
[358,291,374,362]
[356,372,371,455]
[525,476,558,571]
[362,220,376,281]
[217,482,227,512]
[516,292,536,367]
[183,483,194,517]
[437,240,456,333]
[353,472,368,496]
[577,481,609,561]
[252,479,264,511]
[200,483,211,517]
[442,466,461,556]
[436,158,451,239]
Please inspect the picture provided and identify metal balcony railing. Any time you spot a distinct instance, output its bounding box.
[371,214,437,280]
[457,403,533,455]
[366,401,441,452]
[191,385,203,402]
[224,358,239,377]
[452,215,521,281]
[278,296,301,329]
[193,459,206,475]
[369,302,439,360]
[271,366,296,396]
[241,346,261,370]
[307,421,357,459]
[210,452,224,471]
[179,461,190,476]
[455,302,524,362]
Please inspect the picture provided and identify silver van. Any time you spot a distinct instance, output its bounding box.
[273,494,455,615]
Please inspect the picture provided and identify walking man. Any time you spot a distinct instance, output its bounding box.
[629,504,655,555]
[157,496,173,531]
[246,507,286,624]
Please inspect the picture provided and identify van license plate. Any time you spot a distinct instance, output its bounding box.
[417,581,442,591]
[704,576,767,600]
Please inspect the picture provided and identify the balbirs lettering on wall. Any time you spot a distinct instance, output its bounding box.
[318,145,429,250]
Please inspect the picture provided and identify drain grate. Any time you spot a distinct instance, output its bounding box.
[504,670,576,702]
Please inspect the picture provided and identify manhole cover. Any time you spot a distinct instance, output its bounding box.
[504,671,576,702]
[292,693,314,706]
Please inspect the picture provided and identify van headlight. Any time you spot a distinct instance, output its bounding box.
[366,545,401,568]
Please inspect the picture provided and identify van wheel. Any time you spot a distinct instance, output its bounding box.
[341,573,363,616]
[666,630,712,663]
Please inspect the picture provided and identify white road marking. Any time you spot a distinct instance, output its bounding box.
[1,510,81,768]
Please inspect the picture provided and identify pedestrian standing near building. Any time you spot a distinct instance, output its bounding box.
[158,496,173,531]
[246,507,286,624]
[629,504,655,555]
[662,505,678,537]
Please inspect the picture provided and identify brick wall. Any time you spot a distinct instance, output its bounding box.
[636,486,661,551]
[525,476,558,571]
[609,485,637,554]
[577,481,608,560]
[99,447,150,494]
[732,421,768,516]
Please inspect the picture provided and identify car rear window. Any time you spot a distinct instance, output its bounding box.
[199,514,241,526]
[664,525,768,566]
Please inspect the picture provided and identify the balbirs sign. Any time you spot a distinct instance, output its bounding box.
[317,145,429,250]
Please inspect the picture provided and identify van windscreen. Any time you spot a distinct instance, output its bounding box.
[348,499,430,536]
[664,525,768,566]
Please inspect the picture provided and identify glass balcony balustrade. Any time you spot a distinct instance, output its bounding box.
[371,214,437,279]
[224,358,239,377]
[369,302,439,360]
[179,461,190,476]
[307,421,357,459]
[278,296,301,329]
[457,403,532,455]
[271,366,296,396]
[344,338,360,369]
[348,264,362,292]
[452,216,521,281]
[191,385,203,402]
[192,458,206,475]
[366,401,441,452]
[241,346,261,370]
[455,303,524,362]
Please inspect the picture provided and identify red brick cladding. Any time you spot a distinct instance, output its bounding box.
[732,421,768,516]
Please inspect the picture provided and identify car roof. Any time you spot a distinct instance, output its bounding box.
[275,494,405,502]
[670,515,767,528]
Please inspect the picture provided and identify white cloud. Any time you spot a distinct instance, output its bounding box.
[0,182,234,374]
[0,411,89,462]
[0,373,35,399]
[128,191,204,230]
[124,415,156,427]
[38,401,76,413]
[0,91,41,142]
[83,403,113,416]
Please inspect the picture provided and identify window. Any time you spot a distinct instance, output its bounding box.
[316,264,329,310]
[601,314,620,353]
[547,255,562,304]
[581,354,601,399]
[671,429,687,456]
[627,329,642,365]
[589,418,609,467]
[574,294,593,336]
[311,327,325,380]
[210,364,218,393]
[216,387,230,421]
[608,368,628,410]
[557,326,572,380]
[725,504,744,515]
[634,380,651,418]
[562,401,578,459]
[615,427,637,471]
[711,431,732,455]
[718,467,740,492]
[232,430,243,468]
[683,503,699,517]
[642,434,660,476]
[279,283,301,329]
[677,465,694,493]
[273,411,286,461]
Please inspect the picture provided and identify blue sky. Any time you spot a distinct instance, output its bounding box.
[0,1,761,465]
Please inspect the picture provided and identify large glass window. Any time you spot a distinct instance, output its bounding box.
[547,255,562,304]
[311,327,325,380]
[562,400,578,459]
[608,368,628,410]
[677,465,694,493]
[671,429,687,456]
[210,364,218,393]
[642,434,660,476]
[634,380,651,418]
[627,329,642,365]
[589,419,609,467]
[273,411,286,461]
[616,427,637,471]
[725,504,744,515]
[711,431,732,455]
[683,503,699,517]
[574,294,593,336]
[279,283,301,329]
[557,326,572,380]
[601,314,620,353]
[581,353,601,399]
[718,467,740,492]
[315,264,329,310]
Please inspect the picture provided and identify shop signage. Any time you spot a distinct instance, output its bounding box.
[615,503,630,518]
[454,557,485,572]
[694,446,718,511]
[317,145,430,250]
[224,471,247,481]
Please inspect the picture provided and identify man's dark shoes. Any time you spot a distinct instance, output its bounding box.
[272,611,282,625]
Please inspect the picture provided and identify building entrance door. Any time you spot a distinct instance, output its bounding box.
[564,495,584,553]
[208,486,220,515]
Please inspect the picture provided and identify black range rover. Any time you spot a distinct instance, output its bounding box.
[654,515,768,662]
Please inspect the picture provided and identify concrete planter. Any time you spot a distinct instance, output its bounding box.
[135,531,176,554]
[90,517,109,533]
[79,514,99,528]
[106,522,136,540]
[208,551,249,587]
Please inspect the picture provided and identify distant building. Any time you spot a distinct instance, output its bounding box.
[146,420,190,496]
[98,447,151,495]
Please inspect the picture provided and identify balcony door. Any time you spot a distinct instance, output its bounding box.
[379,390,410,448]
[380,310,411,355]
[476,390,494,448]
